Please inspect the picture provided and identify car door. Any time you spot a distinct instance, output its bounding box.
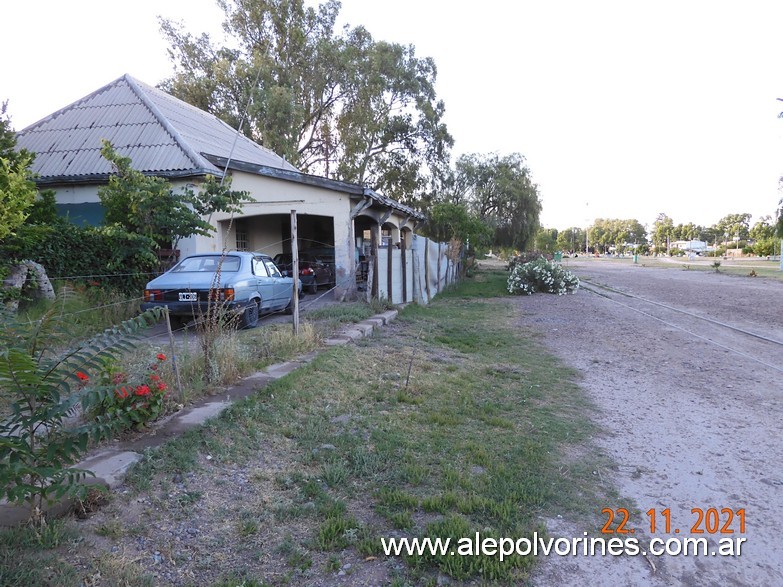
[252,256,276,311]
[264,257,290,309]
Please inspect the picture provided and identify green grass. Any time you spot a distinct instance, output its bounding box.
[1,266,616,584]
[0,520,155,587]
[617,256,783,280]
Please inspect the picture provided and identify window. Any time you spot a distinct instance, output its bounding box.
[236,231,248,251]
[253,257,268,276]
[172,255,241,272]
[264,259,282,278]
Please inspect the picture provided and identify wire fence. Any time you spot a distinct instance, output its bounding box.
[6,234,405,334]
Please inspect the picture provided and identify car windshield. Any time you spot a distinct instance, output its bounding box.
[171,255,241,273]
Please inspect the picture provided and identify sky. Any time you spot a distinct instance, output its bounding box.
[3,0,783,232]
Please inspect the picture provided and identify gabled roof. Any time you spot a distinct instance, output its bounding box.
[16,74,297,185]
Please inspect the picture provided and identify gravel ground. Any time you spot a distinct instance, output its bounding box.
[524,258,783,586]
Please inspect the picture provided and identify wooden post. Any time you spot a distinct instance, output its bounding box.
[401,232,407,303]
[165,308,184,402]
[365,261,374,303]
[290,210,300,335]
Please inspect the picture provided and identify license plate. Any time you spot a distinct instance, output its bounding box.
[178,292,197,302]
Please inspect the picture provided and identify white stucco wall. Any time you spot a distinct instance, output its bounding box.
[207,172,356,297]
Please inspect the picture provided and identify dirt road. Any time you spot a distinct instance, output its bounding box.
[523,258,783,586]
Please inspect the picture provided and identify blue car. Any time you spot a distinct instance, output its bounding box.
[142,252,301,328]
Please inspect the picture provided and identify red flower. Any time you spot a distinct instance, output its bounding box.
[115,387,129,399]
[134,384,151,397]
[76,372,89,382]
[150,374,161,382]
[157,382,167,392]
[156,353,167,361]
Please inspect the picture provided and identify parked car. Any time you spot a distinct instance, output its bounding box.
[273,251,335,294]
[142,252,301,329]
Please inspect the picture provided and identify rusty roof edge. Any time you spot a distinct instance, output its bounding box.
[361,188,425,220]
[203,154,363,194]
[124,75,220,176]
[33,168,215,187]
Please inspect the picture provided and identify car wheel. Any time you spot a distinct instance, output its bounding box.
[241,301,259,329]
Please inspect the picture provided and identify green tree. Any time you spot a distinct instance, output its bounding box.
[24,189,61,226]
[0,103,37,240]
[714,213,751,248]
[651,213,674,252]
[750,215,776,256]
[423,201,492,250]
[535,227,558,254]
[587,218,646,253]
[556,227,585,253]
[98,141,250,249]
[160,0,452,202]
[450,153,542,251]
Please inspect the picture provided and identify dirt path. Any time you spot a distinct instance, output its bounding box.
[523,259,783,586]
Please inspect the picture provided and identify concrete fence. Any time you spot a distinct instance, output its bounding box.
[371,235,460,305]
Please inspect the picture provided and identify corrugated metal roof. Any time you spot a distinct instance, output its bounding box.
[16,74,298,182]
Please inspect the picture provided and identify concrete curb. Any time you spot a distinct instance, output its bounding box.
[0,310,399,527]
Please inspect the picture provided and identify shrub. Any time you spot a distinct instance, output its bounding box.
[0,224,157,294]
[507,257,579,296]
[0,296,163,524]
[91,353,169,429]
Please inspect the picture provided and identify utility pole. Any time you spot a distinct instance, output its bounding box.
[585,202,590,254]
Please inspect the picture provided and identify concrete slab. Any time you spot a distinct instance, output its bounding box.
[353,322,375,336]
[266,361,303,379]
[79,449,143,489]
[340,329,365,341]
[363,318,384,328]
[377,310,399,325]
[0,501,33,528]
[174,400,231,426]
[324,336,351,346]
[223,372,274,399]
[298,350,321,363]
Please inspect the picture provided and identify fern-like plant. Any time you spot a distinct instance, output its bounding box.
[0,291,163,524]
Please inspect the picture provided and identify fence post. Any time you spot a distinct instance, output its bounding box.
[291,210,300,335]
[424,238,431,303]
[401,233,408,303]
[437,242,442,293]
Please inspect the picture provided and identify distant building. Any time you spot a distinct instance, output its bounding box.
[671,240,707,253]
